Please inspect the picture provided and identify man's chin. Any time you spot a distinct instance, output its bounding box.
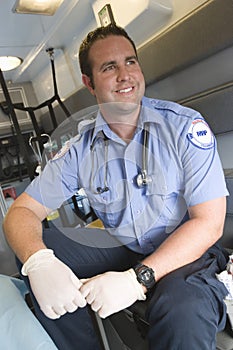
[100,101,140,115]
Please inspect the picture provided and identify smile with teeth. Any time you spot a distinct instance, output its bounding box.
[117,87,133,93]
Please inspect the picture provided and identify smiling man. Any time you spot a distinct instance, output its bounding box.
[81,32,145,142]
[3,24,229,350]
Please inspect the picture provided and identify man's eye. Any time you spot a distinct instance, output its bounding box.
[103,65,115,72]
[127,60,136,65]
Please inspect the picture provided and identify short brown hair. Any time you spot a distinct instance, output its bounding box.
[79,24,137,85]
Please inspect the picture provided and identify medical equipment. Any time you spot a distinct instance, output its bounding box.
[90,123,152,194]
[136,123,152,187]
[29,134,53,175]
[90,131,110,194]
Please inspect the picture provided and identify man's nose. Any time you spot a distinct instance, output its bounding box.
[116,65,130,81]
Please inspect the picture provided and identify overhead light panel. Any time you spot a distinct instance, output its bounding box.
[0,56,23,71]
[12,0,64,16]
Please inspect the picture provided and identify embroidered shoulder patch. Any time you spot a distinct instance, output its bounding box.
[51,141,70,161]
[187,119,214,149]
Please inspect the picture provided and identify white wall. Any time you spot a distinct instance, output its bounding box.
[146,46,233,101]
[145,45,233,170]
[138,0,210,48]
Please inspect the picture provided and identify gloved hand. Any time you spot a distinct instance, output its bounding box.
[80,269,146,318]
[22,249,86,319]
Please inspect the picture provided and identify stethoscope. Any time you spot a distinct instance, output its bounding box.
[90,123,152,194]
[90,131,110,194]
[136,123,152,187]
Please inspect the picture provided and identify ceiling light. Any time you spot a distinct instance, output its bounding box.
[0,56,23,71]
[12,0,64,16]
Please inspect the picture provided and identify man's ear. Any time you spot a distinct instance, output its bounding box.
[82,74,95,96]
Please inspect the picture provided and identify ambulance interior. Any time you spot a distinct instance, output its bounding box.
[0,0,233,349]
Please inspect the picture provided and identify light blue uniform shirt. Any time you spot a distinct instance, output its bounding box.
[26,97,228,255]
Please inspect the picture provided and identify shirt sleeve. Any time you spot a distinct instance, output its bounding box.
[182,118,228,207]
[25,146,80,209]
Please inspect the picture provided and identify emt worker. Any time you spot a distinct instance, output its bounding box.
[3,24,229,350]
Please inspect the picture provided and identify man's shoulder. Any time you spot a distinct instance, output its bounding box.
[51,120,95,162]
[143,97,215,150]
[143,96,200,121]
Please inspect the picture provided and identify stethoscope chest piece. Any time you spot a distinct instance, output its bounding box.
[136,170,152,187]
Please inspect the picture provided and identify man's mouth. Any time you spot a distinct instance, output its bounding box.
[117,87,133,93]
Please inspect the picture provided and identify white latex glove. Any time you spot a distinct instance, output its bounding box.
[22,249,86,319]
[80,269,146,318]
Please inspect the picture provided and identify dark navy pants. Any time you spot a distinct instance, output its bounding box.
[17,225,229,350]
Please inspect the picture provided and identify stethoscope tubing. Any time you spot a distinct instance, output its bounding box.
[90,123,151,194]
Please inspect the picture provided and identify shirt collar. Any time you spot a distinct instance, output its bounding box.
[90,97,163,145]
[91,111,121,146]
[139,96,164,126]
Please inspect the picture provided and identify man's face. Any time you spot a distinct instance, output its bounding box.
[82,35,145,117]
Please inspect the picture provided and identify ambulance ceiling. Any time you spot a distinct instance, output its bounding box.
[0,0,218,85]
[0,0,94,83]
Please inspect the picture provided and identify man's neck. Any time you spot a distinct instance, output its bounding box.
[108,122,137,143]
[101,104,141,142]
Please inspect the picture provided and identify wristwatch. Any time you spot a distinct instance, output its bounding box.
[133,263,156,291]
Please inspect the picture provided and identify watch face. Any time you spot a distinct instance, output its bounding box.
[139,268,154,283]
[135,265,156,289]
[142,269,154,282]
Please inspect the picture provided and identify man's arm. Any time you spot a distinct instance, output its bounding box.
[3,192,50,263]
[81,196,227,318]
[142,196,226,282]
[3,192,87,319]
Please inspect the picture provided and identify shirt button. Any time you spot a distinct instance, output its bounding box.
[137,209,141,214]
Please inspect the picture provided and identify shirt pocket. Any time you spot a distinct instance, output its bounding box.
[146,173,186,232]
[145,172,168,196]
[85,181,127,215]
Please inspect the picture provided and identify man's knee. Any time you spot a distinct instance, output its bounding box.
[145,271,226,350]
[148,279,206,324]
